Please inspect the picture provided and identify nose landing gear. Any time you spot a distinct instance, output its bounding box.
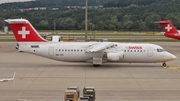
[162,62,166,67]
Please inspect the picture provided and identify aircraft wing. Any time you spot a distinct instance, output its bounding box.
[0,72,16,82]
[85,42,117,53]
[0,79,9,82]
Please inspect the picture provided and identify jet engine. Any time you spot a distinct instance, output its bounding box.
[106,51,124,61]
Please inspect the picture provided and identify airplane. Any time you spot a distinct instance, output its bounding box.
[4,19,177,67]
[156,20,180,40]
[0,72,16,82]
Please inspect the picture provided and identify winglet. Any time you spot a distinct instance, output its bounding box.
[12,72,16,80]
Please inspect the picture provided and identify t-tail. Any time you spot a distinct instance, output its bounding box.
[4,19,47,42]
[156,20,180,40]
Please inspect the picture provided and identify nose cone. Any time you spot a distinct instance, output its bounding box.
[171,54,177,60]
[164,52,177,61]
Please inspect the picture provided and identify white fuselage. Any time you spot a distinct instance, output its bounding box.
[18,42,176,64]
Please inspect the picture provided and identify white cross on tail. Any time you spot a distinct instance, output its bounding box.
[18,27,30,39]
[165,24,172,32]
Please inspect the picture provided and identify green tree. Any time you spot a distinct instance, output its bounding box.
[145,14,161,30]
[0,17,4,30]
[95,21,104,30]
[39,20,49,29]
[58,18,75,30]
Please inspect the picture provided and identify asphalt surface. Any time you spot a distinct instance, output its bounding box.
[0,42,180,101]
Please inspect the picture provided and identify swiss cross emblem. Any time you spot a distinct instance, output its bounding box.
[18,27,30,39]
[165,24,172,32]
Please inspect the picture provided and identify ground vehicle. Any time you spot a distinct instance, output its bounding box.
[64,90,78,101]
[67,86,80,98]
[79,96,89,101]
[83,87,95,101]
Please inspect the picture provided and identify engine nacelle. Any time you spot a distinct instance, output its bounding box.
[107,52,124,61]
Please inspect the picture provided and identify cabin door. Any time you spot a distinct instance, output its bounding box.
[147,47,153,57]
[48,47,54,56]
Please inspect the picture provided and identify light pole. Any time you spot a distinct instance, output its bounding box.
[85,0,88,42]
[54,18,56,34]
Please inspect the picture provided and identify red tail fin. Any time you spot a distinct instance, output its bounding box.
[156,20,180,40]
[156,20,178,33]
[5,19,47,42]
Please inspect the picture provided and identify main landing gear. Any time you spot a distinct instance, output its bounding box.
[162,62,166,67]
[93,64,101,67]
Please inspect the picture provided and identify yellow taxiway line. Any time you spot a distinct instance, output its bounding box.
[163,66,180,73]
[163,66,180,70]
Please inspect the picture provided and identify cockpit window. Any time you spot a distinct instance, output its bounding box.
[157,48,166,52]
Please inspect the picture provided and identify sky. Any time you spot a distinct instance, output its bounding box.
[0,0,34,4]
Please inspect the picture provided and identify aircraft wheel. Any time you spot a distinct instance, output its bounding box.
[93,64,100,67]
[162,62,166,67]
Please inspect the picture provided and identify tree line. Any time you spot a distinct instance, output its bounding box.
[1,0,180,31]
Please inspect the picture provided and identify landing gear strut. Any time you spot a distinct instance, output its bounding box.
[162,62,166,67]
[93,64,100,67]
